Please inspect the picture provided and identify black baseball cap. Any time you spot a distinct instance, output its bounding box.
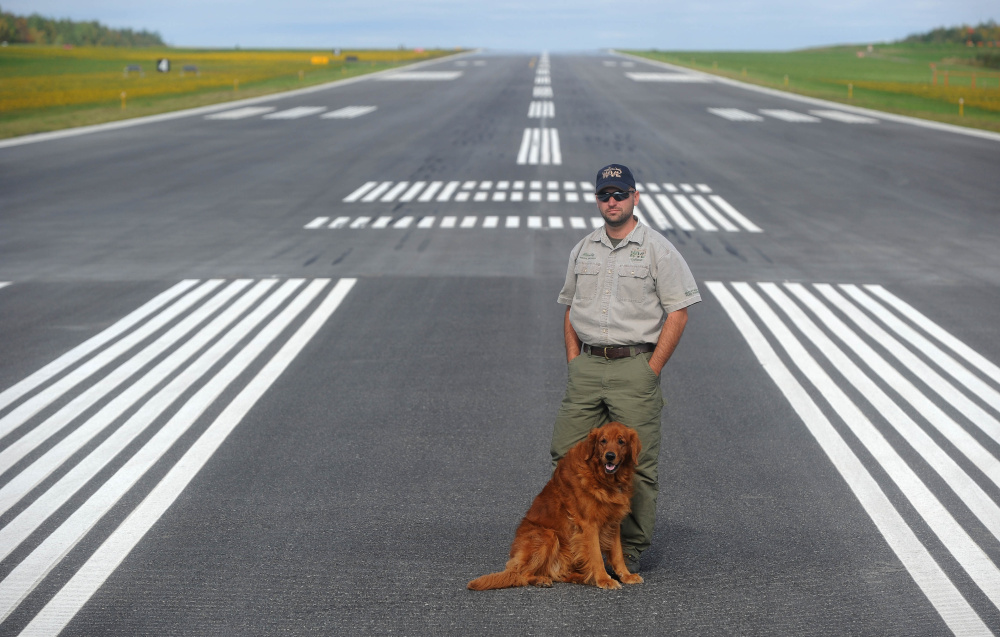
[595,164,635,193]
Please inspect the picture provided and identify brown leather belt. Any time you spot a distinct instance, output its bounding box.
[582,343,656,360]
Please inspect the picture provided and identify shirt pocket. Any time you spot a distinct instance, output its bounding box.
[616,264,650,302]
[573,261,602,301]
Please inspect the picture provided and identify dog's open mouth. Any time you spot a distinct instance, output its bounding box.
[604,462,619,474]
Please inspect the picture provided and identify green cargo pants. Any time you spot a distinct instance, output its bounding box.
[549,348,664,558]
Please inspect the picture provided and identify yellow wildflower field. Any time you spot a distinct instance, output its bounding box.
[0,45,456,136]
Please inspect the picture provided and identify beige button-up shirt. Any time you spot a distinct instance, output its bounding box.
[557,222,701,346]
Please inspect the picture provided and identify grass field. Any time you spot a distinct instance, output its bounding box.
[0,46,458,139]
[625,43,1000,133]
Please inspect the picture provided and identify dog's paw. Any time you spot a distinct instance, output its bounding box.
[532,577,553,588]
[620,573,643,585]
[596,577,622,590]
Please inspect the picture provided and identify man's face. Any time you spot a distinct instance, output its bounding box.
[596,186,638,228]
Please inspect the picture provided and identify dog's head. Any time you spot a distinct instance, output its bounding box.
[586,422,641,476]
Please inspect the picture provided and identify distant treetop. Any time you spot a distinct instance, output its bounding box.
[0,5,165,46]
[903,20,999,45]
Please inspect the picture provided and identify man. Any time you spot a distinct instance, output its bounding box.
[551,163,701,572]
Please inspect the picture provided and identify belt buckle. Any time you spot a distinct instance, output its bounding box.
[603,346,611,360]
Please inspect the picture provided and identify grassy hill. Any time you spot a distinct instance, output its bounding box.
[627,37,1000,133]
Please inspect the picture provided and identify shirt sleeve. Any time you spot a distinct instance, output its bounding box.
[653,241,702,314]
[557,241,584,305]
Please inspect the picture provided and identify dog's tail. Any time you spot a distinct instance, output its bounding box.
[467,569,528,591]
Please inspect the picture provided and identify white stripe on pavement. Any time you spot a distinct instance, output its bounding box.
[204,106,276,120]
[0,280,197,413]
[0,280,222,441]
[707,281,992,636]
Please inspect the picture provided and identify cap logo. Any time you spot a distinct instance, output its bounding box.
[602,167,622,179]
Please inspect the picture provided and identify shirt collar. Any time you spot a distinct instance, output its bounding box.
[592,220,646,248]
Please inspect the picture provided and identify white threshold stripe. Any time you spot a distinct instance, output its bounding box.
[709,195,763,232]
[674,194,717,231]
[437,181,460,201]
[549,129,562,165]
[691,195,738,231]
[516,129,531,164]
[0,280,197,413]
[0,282,9,290]
[21,279,357,636]
[0,281,273,517]
[0,280,250,477]
[655,194,695,231]
[819,285,1000,446]
[732,282,1000,612]
[788,284,1000,492]
[844,286,1000,413]
[764,283,1000,538]
[342,181,378,202]
[707,282,989,636]
[361,181,393,202]
[0,280,222,442]
[0,280,240,475]
[417,181,442,202]
[528,129,540,164]
[0,279,340,625]
[636,197,670,230]
[865,285,1000,384]
[0,280,296,560]
[204,106,276,120]
[399,181,426,202]
[380,181,409,202]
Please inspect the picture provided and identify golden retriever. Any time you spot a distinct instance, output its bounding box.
[468,421,643,590]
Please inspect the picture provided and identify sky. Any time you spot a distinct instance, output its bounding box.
[5,0,997,51]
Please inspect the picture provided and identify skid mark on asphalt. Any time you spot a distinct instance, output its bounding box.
[0,278,356,634]
[710,281,1000,636]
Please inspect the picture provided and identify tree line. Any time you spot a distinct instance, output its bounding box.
[0,5,165,46]
[903,20,999,45]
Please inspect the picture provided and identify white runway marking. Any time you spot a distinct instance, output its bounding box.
[332,180,761,232]
[625,72,711,82]
[378,71,462,81]
[710,107,879,125]
[263,106,327,119]
[709,281,997,636]
[760,109,822,123]
[321,105,377,119]
[205,106,276,120]
[18,279,357,636]
[516,128,561,165]
[532,86,554,98]
[708,108,764,122]
[308,214,609,231]
[0,279,357,632]
[528,101,555,118]
[810,109,879,124]
[0,282,9,291]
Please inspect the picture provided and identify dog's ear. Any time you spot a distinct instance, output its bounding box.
[585,428,602,460]
[628,428,642,463]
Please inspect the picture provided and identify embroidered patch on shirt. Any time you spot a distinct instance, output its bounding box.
[579,252,598,260]
[629,248,647,261]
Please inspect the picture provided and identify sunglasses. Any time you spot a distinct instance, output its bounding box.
[596,190,633,202]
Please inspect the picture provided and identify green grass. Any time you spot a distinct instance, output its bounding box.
[624,43,1000,133]
[0,46,460,139]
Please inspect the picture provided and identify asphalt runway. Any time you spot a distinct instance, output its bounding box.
[1,50,999,635]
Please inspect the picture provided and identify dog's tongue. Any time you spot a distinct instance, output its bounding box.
[606,463,616,472]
